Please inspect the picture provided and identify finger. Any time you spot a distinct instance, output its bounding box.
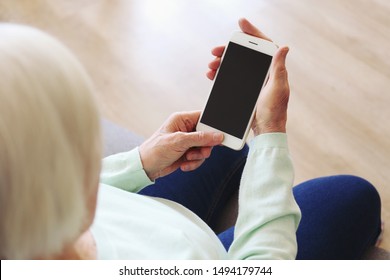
[269,46,289,82]
[178,110,202,123]
[206,70,216,80]
[181,159,205,172]
[177,131,224,149]
[167,111,202,132]
[211,46,225,57]
[238,18,272,42]
[185,147,212,161]
[208,57,221,71]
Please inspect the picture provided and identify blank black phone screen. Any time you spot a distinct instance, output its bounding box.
[200,42,272,139]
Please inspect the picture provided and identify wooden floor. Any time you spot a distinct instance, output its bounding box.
[1,0,389,251]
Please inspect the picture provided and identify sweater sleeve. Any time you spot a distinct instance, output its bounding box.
[100,147,153,193]
[228,133,301,260]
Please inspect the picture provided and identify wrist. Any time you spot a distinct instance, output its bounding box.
[252,122,286,136]
[138,144,159,181]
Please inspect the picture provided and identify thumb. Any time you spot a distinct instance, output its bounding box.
[270,46,289,82]
[178,131,224,148]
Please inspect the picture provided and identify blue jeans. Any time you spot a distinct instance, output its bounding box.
[139,145,382,259]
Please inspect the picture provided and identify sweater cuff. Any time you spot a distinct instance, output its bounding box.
[130,147,155,188]
[100,147,153,193]
[250,133,288,150]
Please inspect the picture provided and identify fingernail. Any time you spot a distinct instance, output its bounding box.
[283,46,289,57]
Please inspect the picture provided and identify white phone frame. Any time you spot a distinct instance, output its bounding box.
[197,31,277,150]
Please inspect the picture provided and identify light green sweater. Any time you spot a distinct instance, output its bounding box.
[91,133,301,259]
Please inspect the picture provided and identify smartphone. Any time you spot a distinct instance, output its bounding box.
[196,31,277,150]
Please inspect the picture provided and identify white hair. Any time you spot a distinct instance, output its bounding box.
[0,24,102,259]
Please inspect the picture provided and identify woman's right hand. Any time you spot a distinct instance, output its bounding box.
[207,18,290,136]
[139,111,224,181]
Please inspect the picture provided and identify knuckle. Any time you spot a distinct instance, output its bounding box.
[197,131,205,142]
[168,112,180,122]
[173,132,187,146]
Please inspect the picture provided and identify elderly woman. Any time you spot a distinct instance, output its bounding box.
[0,19,381,260]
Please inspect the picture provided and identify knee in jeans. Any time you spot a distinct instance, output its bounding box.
[339,175,381,213]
